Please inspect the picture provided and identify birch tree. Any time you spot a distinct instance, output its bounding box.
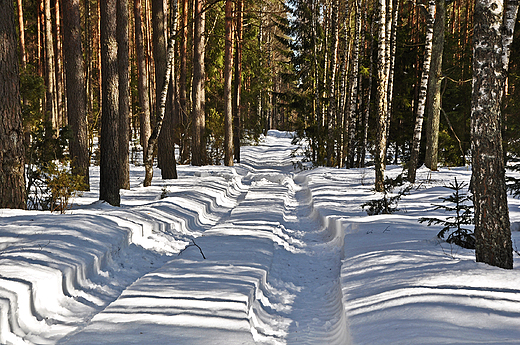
[471,0,518,269]
[408,0,436,183]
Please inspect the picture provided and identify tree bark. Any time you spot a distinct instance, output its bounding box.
[179,0,189,163]
[192,0,206,166]
[117,0,130,189]
[0,0,26,209]
[233,0,243,163]
[17,0,26,69]
[425,0,446,171]
[408,0,436,183]
[62,0,90,190]
[471,0,517,269]
[44,0,58,135]
[100,0,120,206]
[134,0,152,162]
[374,0,388,192]
[224,0,234,166]
[143,0,178,186]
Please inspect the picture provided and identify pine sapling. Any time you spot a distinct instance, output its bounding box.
[419,177,475,249]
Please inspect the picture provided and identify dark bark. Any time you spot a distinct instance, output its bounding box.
[0,0,26,209]
[134,0,152,161]
[143,0,178,186]
[62,0,90,190]
[192,0,206,166]
[224,0,234,166]
[471,0,516,269]
[117,0,130,189]
[44,0,58,134]
[100,0,121,206]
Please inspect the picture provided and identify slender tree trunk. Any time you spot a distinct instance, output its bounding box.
[385,0,399,139]
[325,0,339,166]
[134,0,152,162]
[347,0,362,168]
[55,0,65,128]
[117,0,130,189]
[143,0,178,186]
[408,0,435,183]
[100,0,120,206]
[44,0,58,135]
[224,0,234,166]
[17,0,26,69]
[361,3,374,168]
[425,0,446,170]
[233,0,243,163]
[374,0,388,192]
[62,0,90,190]
[337,4,351,167]
[192,0,206,166]
[179,0,189,163]
[471,0,517,269]
[0,0,26,209]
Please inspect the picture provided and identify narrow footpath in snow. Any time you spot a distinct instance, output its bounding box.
[58,133,350,345]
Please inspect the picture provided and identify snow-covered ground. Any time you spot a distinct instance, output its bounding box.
[1,130,520,345]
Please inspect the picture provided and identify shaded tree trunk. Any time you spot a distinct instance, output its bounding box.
[117,0,130,189]
[224,0,234,166]
[233,0,243,163]
[179,0,189,163]
[0,0,26,209]
[425,0,446,171]
[100,0,120,206]
[192,0,206,166]
[134,0,152,161]
[471,0,518,269]
[408,0,436,183]
[62,0,90,190]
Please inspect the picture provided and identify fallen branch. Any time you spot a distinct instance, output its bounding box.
[179,239,207,259]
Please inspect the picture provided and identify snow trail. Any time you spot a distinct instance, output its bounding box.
[59,131,351,344]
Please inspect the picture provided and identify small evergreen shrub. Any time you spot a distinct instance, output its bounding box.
[362,174,411,215]
[419,178,475,249]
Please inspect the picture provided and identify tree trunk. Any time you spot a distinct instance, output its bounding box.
[361,3,374,168]
[117,0,130,189]
[192,0,206,166]
[425,0,446,171]
[44,0,58,135]
[55,0,65,128]
[408,0,435,183]
[17,0,26,69]
[134,0,152,162]
[179,0,189,163]
[224,0,234,166]
[385,0,399,139]
[471,0,517,269]
[233,0,243,163]
[374,0,388,192]
[100,0,120,206]
[0,0,26,209]
[143,0,178,186]
[62,0,90,190]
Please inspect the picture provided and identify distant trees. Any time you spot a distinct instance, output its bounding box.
[0,0,25,209]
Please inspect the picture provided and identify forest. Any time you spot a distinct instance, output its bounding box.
[0,0,519,269]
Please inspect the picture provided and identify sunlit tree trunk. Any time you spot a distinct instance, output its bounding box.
[224,0,234,166]
[100,0,120,206]
[179,0,189,163]
[408,0,435,183]
[62,0,90,190]
[134,0,152,161]
[471,0,518,269]
[0,0,26,209]
[16,0,26,68]
[374,0,388,192]
[425,0,446,171]
[44,0,58,135]
[192,0,206,166]
[360,3,374,168]
[233,0,243,163]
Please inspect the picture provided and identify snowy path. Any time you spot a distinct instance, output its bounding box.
[58,133,349,344]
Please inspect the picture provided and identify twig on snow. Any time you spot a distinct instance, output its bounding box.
[179,239,207,259]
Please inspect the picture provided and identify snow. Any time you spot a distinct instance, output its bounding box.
[1,130,520,344]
